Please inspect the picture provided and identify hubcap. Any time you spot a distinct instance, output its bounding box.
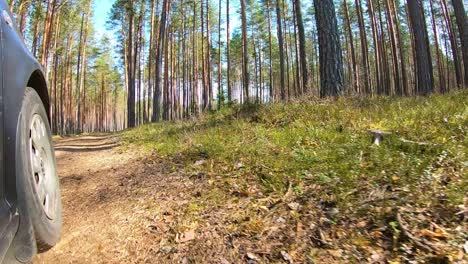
[29,114,57,220]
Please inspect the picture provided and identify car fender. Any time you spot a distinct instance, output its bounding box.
[0,2,48,262]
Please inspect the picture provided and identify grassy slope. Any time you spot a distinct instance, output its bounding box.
[123,92,467,262]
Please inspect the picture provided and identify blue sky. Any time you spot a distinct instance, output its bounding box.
[93,0,114,38]
[91,0,241,41]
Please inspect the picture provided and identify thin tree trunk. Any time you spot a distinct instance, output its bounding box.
[218,0,222,108]
[226,0,231,102]
[276,0,286,100]
[430,0,446,93]
[355,0,371,94]
[343,0,358,93]
[241,0,250,101]
[266,0,274,101]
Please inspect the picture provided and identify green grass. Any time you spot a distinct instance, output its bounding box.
[122,91,467,260]
[124,92,466,204]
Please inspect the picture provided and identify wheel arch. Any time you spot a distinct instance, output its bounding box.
[26,70,50,122]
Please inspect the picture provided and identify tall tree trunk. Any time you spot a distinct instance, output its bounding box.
[266,0,274,101]
[240,0,250,101]
[430,0,446,93]
[127,5,136,128]
[355,0,371,94]
[376,0,390,95]
[385,0,402,95]
[18,0,32,35]
[147,0,156,123]
[294,0,308,93]
[343,0,358,93]
[392,0,409,95]
[226,0,231,102]
[441,0,462,89]
[314,0,344,97]
[218,0,222,108]
[407,0,434,95]
[201,0,207,109]
[451,0,468,87]
[367,0,380,95]
[276,0,286,100]
[152,0,172,122]
[76,3,91,133]
[206,0,213,110]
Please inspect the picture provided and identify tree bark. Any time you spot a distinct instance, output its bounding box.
[407,0,434,95]
[451,0,468,87]
[314,0,344,97]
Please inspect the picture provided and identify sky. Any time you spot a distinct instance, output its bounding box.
[90,0,242,43]
[93,0,114,39]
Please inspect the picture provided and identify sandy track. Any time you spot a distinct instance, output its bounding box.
[33,134,211,263]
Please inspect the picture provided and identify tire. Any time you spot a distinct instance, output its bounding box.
[16,87,61,252]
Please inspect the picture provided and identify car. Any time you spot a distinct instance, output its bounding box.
[0,1,61,263]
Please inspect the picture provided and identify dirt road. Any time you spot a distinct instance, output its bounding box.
[34,134,230,263]
[33,134,369,264]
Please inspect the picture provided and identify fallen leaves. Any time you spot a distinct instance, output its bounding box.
[421,222,449,240]
[176,229,196,243]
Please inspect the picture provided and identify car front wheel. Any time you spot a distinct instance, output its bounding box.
[17,87,61,252]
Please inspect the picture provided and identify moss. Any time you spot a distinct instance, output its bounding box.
[122,91,467,211]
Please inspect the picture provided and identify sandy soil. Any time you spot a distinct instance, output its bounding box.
[34,134,231,263]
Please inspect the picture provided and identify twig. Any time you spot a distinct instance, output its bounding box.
[397,209,437,253]
[399,138,435,146]
[282,180,293,203]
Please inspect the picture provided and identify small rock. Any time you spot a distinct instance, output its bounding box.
[246,252,259,261]
[194,160,206,166]
[160,245,173,254]
[327,208,340,217]
[177,229,196,243]
[180,257,188,264]
[235,161,245,169]
[288,202,300,211]
[280,251,293,263]
[276,217,286,224]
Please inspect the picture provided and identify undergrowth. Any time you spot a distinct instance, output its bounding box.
[122,91,467,262]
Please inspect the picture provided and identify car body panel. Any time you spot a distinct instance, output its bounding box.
[0,0,14,256]
[0,0,50,261]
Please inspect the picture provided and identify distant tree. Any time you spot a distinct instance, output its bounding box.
[240,0,250,102]
[152,0,172,122]
[275,0,286,100]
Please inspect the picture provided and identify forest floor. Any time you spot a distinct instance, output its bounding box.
[35,92,467,263]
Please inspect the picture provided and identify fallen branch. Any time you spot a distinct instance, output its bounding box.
[397,209,437,253]
[399,138,435,146]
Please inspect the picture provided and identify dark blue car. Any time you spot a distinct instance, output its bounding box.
[0,1,61,263]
